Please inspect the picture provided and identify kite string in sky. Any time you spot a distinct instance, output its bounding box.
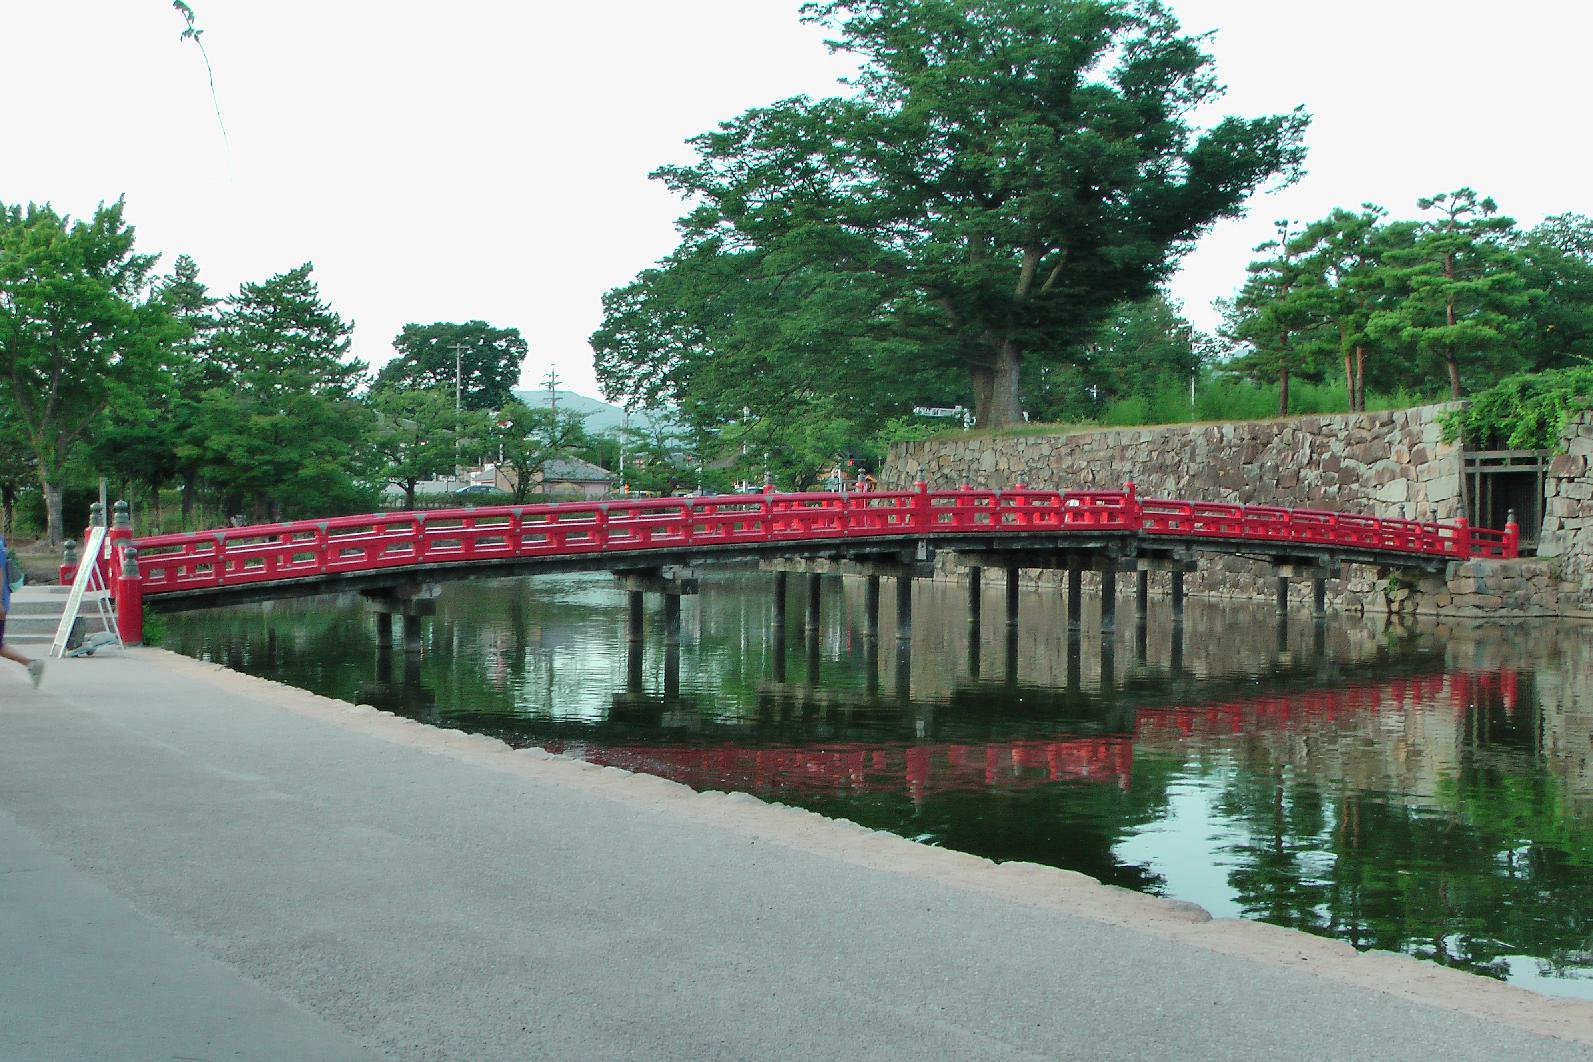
[171,0,229,148]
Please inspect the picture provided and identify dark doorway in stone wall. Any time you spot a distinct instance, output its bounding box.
[1464,450,1547,550]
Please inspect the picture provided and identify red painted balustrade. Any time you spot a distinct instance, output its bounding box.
[118,483,1516,598]
[550,669,1515,799]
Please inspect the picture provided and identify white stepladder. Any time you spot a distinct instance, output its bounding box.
[51,526,123,658]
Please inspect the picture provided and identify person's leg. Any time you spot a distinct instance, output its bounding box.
[0,615,42,686]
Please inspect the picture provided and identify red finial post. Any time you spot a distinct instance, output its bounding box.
[1123,481,1143,530]
[116,545,144,645]
[1505,509,1520,559]
[912,480,931,531]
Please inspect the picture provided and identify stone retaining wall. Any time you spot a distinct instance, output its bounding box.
[880,404,1593,618]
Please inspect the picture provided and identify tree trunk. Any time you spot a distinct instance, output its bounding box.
[1444,277,1462,399]
[1353,346,1366,412]
[181,471,196,531]
[1,484,14,537]
[1278,364,1290,417]
[1342,346,1355,412]
[149,482,162,535]
[405,483,417,510]
[972,342,1024,429]
[43,479,64,547]
[969,364,995,428]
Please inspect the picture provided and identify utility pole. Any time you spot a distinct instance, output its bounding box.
[451,342,467,412]
[619,408,628,477]
[542,367,561,417]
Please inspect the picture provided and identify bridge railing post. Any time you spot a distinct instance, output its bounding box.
[1454,517,1472,559]
[116,544,144,645]
[1505,510,1520,559]
[59,538,79,586]
[1122,481,1142,531]
[912,481,931,534]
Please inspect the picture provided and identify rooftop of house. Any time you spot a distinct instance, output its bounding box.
[541,456,617,483]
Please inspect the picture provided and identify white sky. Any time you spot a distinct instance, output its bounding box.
[4,1,1589,399]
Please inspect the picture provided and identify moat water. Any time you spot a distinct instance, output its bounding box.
[163,571,1593,998]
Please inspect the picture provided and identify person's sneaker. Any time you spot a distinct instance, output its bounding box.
[27,659,43,689]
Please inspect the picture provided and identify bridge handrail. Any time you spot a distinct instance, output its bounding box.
[126,485,1518,596]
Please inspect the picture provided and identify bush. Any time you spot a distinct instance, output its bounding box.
[1097,376,1442,428]
[1440,367,1593,451]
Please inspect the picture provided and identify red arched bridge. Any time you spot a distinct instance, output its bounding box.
[85,483,1517,644]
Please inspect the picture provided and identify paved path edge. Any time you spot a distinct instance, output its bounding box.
[123,647,1593,1046]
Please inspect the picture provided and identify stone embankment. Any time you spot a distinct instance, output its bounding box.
[882,404,1593,619]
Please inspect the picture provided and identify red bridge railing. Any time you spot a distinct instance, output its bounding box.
[87,483,1517,642]
[551,669,1515,801]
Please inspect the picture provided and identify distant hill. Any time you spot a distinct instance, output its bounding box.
[512,390,672,436]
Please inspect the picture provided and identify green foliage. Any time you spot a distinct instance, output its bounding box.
[1368,189,1536,398]
[489,399,594,503]
[0,199,176,543]
[1513,213,1593,373]
[365,389,488,508]
[1098,376,1438,428]
[1440,367,1593,451]
[597,0,1309,442]
[373,321,528,412]
[182,263,374,520]
[140,604,168,647]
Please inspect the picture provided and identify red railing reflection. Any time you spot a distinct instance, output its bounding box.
[562,670,1518,801]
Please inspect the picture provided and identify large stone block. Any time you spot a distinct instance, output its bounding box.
[1426,472,1460,503]
[1549,453,1587,479]
[1378,479,1410,504]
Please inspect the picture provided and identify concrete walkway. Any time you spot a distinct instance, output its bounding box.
[2,650,1591,1061]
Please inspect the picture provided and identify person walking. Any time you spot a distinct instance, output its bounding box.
[0,535,44,688]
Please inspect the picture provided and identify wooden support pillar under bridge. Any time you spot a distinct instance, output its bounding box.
[762,552,935,643]
[362,584,439,654]
[614,566,700,646]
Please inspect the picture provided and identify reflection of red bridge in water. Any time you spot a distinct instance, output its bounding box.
[576,670,1519,801]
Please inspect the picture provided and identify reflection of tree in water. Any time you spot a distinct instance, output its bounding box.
[1208,672,1593,982]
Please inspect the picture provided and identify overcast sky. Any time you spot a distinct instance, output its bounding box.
[4,1,1587,399]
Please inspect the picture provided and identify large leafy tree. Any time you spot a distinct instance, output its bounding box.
[0,390,35,536]
[374,321,527,412]
[597,0,1308,429]
[593,242,956,485]
[1084,293,1205,404]
[1513,213,1593,374]
[488,399,594,503]
[366,388,486,509]
[160,254,226,527]
[1371,190,1535,399]
[87,253,219,530]
[0,200,173,544]
[1222,221,1323,415]
[209,263,364,399]
[1285,207,1414,412]
[185,263,373,520]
